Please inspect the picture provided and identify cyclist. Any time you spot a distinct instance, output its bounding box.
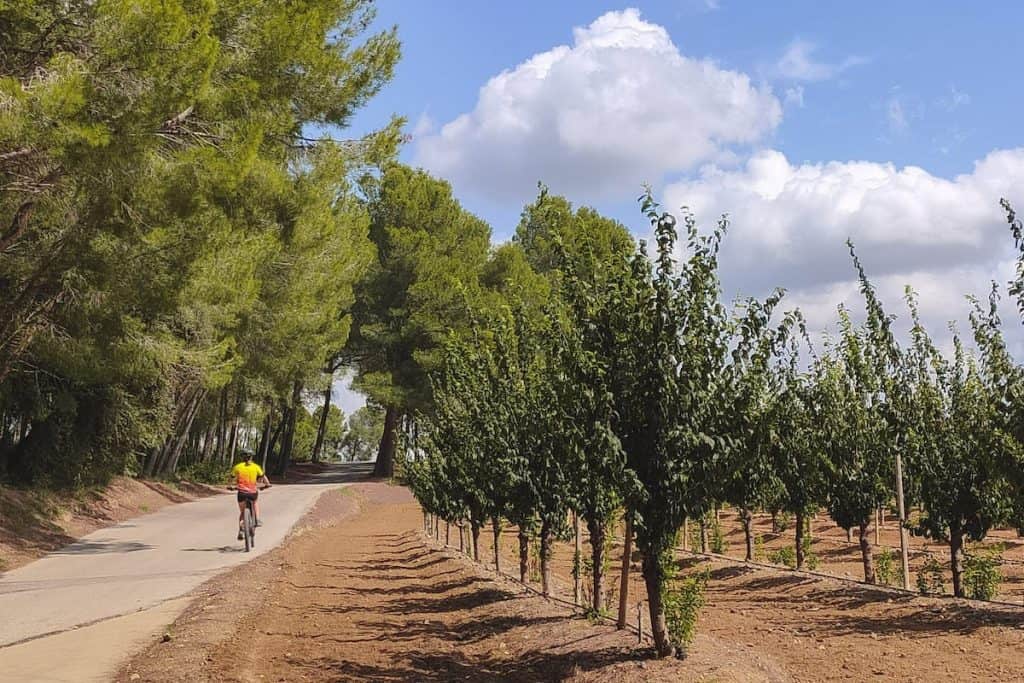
[231,450,271,540]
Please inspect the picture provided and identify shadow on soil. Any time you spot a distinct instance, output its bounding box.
[281,530,645,681]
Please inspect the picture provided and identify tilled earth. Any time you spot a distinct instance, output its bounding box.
[120,485,1024,682]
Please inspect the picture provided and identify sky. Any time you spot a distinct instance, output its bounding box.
[335,1,1024,413]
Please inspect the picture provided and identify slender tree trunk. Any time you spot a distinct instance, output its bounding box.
[641,552,673,658]
[699,515,709,554]
[372,404,399,478]
[492,517,502,573]
[587,516,607,613]
[950,526,965,598]
[795,509,806,569]
[263,410,285,471]
[741,507,754,561]
[200,420,215,462]
[445,521,451,547]
[459,522,465,554]
[540,519,553,597]
[471,520,480,562]
[859,520,876,583]
[681,516,689,551]
[874,509,881,545]
[257,407,274,469]
[165,389,207,474]
[276,382,302,476]
[772,511,780,534]
[846,527,854,543]
[573,511,582,605]
[216,389,228,461]
[311,384,331,464]
[617,509,633,629]
[518,527,529,583]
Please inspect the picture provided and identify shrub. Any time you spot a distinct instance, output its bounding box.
[753,534,766,562]
[800,535,819,570]
[875,548,895,586]
[709,519,728,554]
[662,561,709,656]
[773,511,792,533]
[769,545,796,568]
[916,557,945,595]
[177,460,230,485]
[962,546,1003,601]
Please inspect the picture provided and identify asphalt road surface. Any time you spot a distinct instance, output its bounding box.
[0,462,371,682]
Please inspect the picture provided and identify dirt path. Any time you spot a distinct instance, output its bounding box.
[120,485,1024,682]
[119,484,775,682]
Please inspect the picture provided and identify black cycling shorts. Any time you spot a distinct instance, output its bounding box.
[237,491,258,503]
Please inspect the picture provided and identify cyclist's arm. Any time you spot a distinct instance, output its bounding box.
[260,473,271,487]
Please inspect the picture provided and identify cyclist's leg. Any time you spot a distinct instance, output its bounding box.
[253,493,261,525]
[236,494,246,539]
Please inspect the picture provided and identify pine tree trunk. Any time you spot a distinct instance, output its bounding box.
[587,516,606,613]
[859,520,876,583]
[200,420,215,462]
[518,527,529,583]
[741,507,754,561]
[492,517,502,573]
[641,551,673,658]
[540,519,553,597]
[372,404,399,478]
[617,509,633,629]
[795,509,806,569]
[257,408,275,470]
[311,384,331,463]
[950,527,965,598]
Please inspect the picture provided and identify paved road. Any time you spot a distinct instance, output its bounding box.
[0,463,371,681]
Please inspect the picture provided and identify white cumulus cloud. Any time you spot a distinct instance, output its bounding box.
[414,8,782,203]
[663,148,1024,338]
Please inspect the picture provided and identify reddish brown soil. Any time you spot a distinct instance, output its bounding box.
[119,484,1024,682]
[707,509,1024,602]
[118,485,776,682]
[0,476,220,572]
[441,515,1024,682]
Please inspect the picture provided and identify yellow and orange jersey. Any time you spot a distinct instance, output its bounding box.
[231,461,264,493]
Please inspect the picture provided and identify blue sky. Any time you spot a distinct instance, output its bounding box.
[335,1,1024,413]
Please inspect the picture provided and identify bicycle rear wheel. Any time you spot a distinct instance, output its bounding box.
[243,506,253,552]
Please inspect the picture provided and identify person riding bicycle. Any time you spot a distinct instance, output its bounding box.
[231,450,271,540]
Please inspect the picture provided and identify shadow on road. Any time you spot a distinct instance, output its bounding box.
[182,545,243,554]
[52,540,153,555]
[281,462,377,485]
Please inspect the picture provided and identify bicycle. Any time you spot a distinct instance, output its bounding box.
[228,484,270,552]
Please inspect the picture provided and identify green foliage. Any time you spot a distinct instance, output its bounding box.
[875,548,896,586]
[709,520,728,555]
[341,406,385,462]
[963,546,1003,601]
[769,546,797,568]
[753,535,766,562]
[916,557,946,595]
[0,0,399,485]
[801,535,819,570]
[661,558,709,656]
[177,460,230,485]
